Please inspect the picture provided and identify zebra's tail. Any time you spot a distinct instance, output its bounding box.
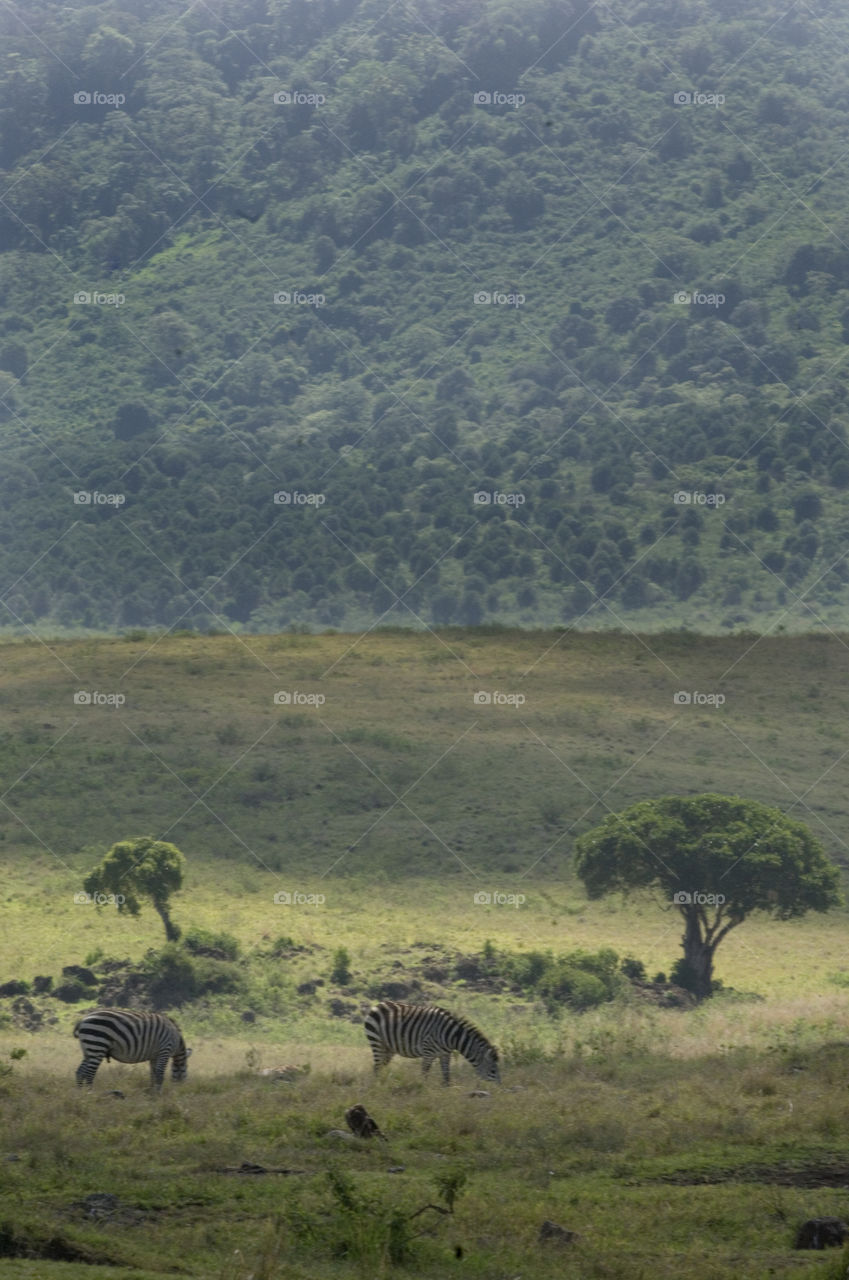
[72,1019,82,1039]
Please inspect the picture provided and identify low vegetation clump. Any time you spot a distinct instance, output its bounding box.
[483,944,625,1010]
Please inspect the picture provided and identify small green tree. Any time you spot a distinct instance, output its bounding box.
[574,794,841,1000]
[83,836,186,942]
[331,947,351,986]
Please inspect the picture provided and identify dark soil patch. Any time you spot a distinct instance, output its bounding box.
[0,1222,125,1265]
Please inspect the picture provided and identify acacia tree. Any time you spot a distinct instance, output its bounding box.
[83,837,185,942]
[574,794,841,1000]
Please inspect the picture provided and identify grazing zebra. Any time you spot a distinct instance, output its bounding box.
[364,1000,500,1085]
[74,1008,191,1091]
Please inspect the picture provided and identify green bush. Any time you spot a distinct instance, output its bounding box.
[495,946,621,1010]
[330,947,351,986]
[621,955,647,981]
[183,926,240,961]
[143,943,245,1007]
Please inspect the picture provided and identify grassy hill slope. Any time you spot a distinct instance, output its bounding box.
[1,628,848,1000]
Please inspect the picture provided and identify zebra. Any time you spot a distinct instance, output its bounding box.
[73,1008,191,1091]
[364,1000,500,1085]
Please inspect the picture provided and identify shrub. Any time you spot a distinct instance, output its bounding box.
[621,956,647,981]
[331,948,351,986]
[497,946,621,1011]
[183,926,240,961]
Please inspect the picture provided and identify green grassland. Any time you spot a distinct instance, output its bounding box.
[2,629,849,1275]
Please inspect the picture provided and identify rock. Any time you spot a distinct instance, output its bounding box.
[795,1218,849,1249]
[375,981,412,1000]
[538,1220,578,1245]
[62,965,97,986]
[78,1193,120,1219]
[52,982,89,1003]
[297,981,318,995]
[327,998,356,1018]
[387,1166,405,1173]
[12,997,42,1030]
[326,1129,356,1141]
[106,1091,125,1099]
[468,1089,490,1098]
[0,980,29,998]
[32,976,53,994]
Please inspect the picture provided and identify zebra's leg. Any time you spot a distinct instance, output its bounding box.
[372,1047,393,1075]
[439,1054,451,1085]
[76,1055,102,1087]
[150,1051,169,1091]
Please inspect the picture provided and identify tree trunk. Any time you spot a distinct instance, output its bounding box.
[153,899,180,943]
[681,909,714,1000]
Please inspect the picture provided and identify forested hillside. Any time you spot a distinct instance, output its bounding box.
[2,0,849,633]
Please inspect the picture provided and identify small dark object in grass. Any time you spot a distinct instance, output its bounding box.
[345,1103,387,1141]
[795,1217,849,1249]
[538,1220,578,1245]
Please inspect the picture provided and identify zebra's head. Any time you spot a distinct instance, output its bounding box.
[478,1043,500,1083]
[172,1043,192,1081]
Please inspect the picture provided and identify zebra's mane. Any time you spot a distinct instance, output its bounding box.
[426,1004,497,1052]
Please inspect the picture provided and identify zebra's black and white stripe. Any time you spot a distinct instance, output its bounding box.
[364,1000,500,1084]
[74,1008,191,1090]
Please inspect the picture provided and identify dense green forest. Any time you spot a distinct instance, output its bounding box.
[2,0,849,634]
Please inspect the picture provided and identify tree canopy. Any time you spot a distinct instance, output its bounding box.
[83,836,186,942]
[574,794,841,997]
